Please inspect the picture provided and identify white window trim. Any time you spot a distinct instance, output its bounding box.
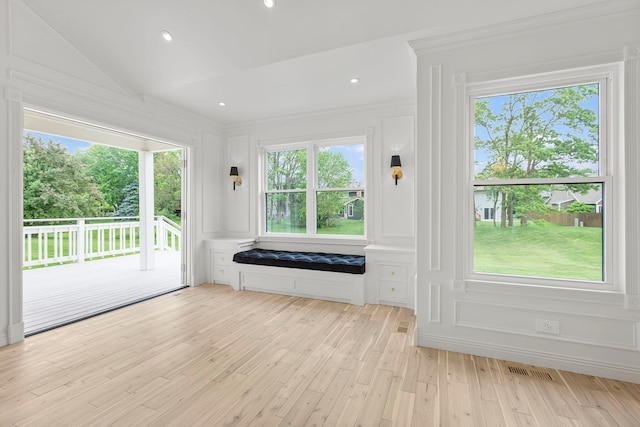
[260,135,368,241]
[460,64,623,292]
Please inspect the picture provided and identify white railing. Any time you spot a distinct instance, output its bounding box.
[23,216,181,268]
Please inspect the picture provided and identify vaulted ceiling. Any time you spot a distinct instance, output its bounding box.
[20,0,601,125]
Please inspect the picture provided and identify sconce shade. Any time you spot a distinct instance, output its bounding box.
[390,155,402,186]
[230,166,242,190]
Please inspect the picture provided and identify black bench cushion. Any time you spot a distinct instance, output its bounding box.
[233,249,366,275]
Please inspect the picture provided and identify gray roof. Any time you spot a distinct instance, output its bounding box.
[546,187,602,206]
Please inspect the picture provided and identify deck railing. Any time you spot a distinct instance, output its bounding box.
[23,216,181,268]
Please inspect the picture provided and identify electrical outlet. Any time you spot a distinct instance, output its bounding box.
[535,318,560,335]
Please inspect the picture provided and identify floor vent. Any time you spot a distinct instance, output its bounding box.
[397,321,410,333]
[499,361,558,383]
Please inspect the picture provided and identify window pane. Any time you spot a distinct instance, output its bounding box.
[265,192,306,234]
[267,149,307,190]
[474,84,600,180]
[318,144,364,189]
[316,191,364,236]
[473,183,603,281]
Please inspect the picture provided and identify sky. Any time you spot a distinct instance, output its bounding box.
[474,84,600,177]
[24,130,92,154]
[320,143,365,185]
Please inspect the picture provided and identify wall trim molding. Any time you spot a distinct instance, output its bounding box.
[4,86,21,101]
[418,332,640,384]
[428,65,442,271]
[7,96,24,344]
[9,69,213,141]
[625,45,640,297]
[453,299,638,350]
[428,283,441,323]
[626,295,640,311]
[624,45,640,61]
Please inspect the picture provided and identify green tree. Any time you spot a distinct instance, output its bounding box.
[317,150,354,229]
[23,134,106,219]
[266,148,357,230]
[113,181,139,217]
[317,150,353,188]
[266,150,306,225]
[565,201,594,213]
[475,84,598,227]
[80,145,138,214]
[154,150,182,220]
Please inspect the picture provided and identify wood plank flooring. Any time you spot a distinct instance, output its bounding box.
[1,283,639,426]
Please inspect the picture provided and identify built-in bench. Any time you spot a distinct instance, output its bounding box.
[232,248,366,305]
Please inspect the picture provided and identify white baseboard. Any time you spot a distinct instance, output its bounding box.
[419,332,640,384]
[8,322,24,344]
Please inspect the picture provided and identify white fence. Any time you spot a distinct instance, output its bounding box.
[23,216,181,268]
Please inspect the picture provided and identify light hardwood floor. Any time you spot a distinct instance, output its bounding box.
[1,283,639,426]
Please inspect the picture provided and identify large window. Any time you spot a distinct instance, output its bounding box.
[469,72,615,286]
[264,137,365,237]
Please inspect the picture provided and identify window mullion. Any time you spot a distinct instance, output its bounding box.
[307,146,316,236]
[472,177,604,187]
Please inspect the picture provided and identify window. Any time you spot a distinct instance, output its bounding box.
[469,71,616,286]
[483,208,494,220]
[264,136,365,237]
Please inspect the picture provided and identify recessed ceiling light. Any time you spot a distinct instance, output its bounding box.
[161,30,173,42]
[218,102,226,107]
[264,0,275,8]
[350,78,360,84]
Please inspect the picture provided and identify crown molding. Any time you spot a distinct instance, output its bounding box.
[222,98,416,133]
[409,0,640,55]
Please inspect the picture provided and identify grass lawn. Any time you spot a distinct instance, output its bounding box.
[267,218,364,236]
[267,221,306,234]
[318,219,364,235]
[474,221,603,281]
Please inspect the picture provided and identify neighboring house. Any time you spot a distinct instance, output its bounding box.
[475,187,603,222]
[342,197,364,220]
[474,188,502,222]
[544,188,603,213]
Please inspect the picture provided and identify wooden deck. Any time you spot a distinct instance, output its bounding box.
[23,251,184,335]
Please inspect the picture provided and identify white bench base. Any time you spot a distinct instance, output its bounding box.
[235,263,365,306]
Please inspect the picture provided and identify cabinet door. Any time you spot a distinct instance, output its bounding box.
[211,251,233,283]
[213,264,233,283]
[379,264,408,283]
[213,252,232,267]
[379,280,408,300]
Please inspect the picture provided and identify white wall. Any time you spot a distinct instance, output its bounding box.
[412,3,640,382]
[0,0,222,345]
[221,102,416,254]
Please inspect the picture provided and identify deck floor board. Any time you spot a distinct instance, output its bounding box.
[23,251,183,335]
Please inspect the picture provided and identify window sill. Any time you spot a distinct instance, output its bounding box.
[457,277,625,307]
[257,234,369,247]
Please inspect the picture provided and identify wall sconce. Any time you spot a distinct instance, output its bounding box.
[390,155,402,185]
[229,166,242,190]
